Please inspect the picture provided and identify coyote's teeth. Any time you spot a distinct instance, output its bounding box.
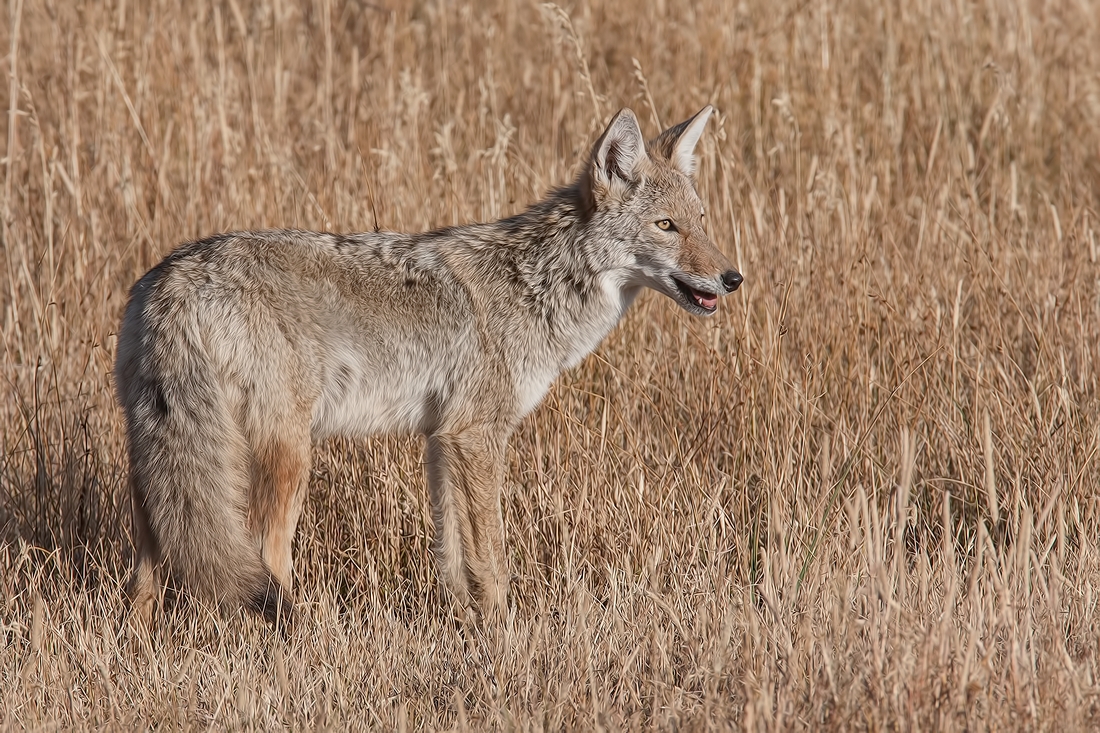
[691,288,718,310]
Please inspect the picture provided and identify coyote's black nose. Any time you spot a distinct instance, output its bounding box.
[722,270,743,292]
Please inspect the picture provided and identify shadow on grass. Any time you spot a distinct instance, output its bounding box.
[0,385,126,594]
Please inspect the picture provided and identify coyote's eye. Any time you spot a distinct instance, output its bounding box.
[655,219,677,232]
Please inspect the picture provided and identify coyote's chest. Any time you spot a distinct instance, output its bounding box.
[513,273,636,418]
[559,271,638,368]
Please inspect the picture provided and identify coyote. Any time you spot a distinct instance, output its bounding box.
[115,106,742,627]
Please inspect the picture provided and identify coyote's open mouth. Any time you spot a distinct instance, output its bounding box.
[672,275,719,313]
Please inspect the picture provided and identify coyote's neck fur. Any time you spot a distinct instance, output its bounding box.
[440,181,636,377]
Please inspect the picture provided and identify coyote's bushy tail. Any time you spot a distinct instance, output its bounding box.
[117,322,292,626]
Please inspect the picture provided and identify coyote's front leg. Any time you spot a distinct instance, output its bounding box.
[426,427,510,620]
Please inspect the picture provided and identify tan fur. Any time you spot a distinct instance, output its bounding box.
[114,107,742,626]
[249,437,310,591]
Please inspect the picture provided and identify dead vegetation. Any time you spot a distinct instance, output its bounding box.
[2,0,1099,728]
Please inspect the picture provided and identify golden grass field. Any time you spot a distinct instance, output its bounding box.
[3,0,1099,728]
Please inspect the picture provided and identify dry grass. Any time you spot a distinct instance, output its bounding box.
[2,0,1099,728]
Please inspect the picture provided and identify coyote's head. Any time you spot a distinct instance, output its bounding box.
[582,106,742,316]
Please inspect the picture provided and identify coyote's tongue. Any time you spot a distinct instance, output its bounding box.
[693,289,718,310]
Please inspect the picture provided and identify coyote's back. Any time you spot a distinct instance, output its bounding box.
[115,106,742,628]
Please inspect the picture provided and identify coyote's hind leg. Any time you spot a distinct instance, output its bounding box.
[249,432,312,594]
[127,477,162,628]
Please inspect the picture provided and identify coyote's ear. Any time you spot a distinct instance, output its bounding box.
[589,109,647,199]
[650,105,713,177]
